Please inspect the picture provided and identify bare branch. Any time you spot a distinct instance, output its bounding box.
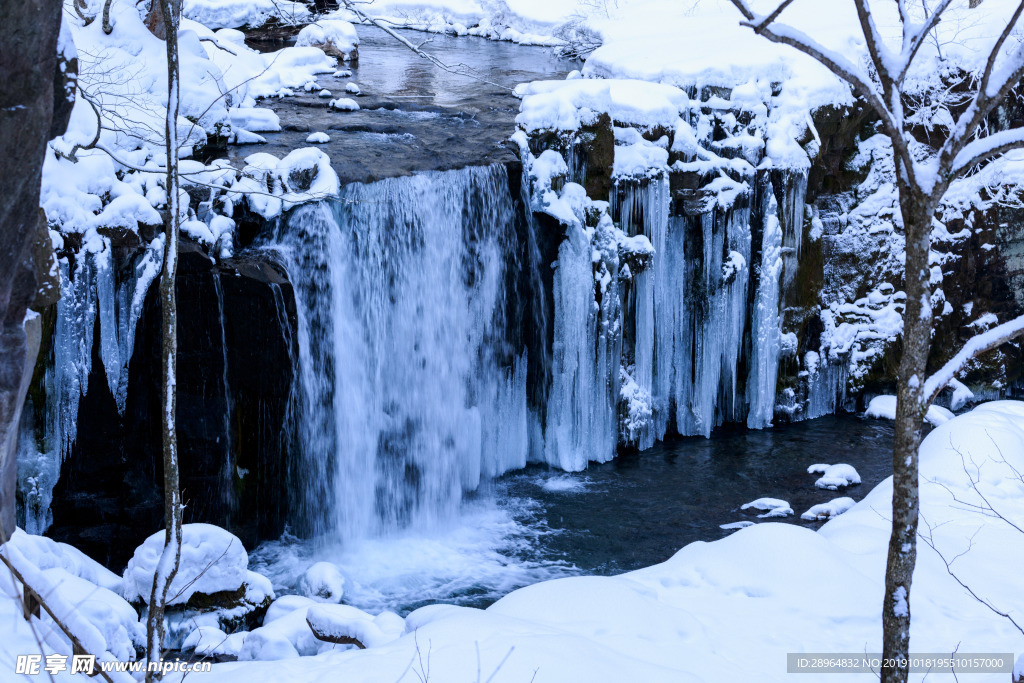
[749,0,795,34]
[895,0,956,85]
[340,0,513,91]
[922,314,1024,405]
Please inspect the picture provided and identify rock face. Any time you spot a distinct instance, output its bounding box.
[37,238,296,568]
[0,0,70,541]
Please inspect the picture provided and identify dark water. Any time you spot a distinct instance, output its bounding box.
[232,26,574,185]
[496,414,896,576]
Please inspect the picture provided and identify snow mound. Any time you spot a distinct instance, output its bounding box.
[740,498,793,519]
[182,626,246,658]
[227,148,341,219]
[184,0,309,29]
[812,464,861,490]
[298,562,346,604]
[329,97,360,111]
[306,131,331,144]
[720,521,756,531]
[866,394,955,425]
[296,20,359,61]
[122,523,248,605]
[7,528,122,592]
[800,497,855,521]
[305,604,405,649]
[345,82,361,95]
[41,568,144,661]
[266,595,318,624]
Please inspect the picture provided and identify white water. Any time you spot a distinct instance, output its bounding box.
[272,165,534,541]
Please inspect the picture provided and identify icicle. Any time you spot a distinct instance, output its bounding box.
[113,235,164,413]
[543,212,621,471]
[747,189,783,429]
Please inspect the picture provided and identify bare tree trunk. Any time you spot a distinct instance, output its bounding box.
[144,0,183,678]
[881,186,935,683]
[143,0,181,40]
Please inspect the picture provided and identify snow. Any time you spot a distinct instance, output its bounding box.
[740,498,793,518]
[194,402,1024,682]
[812,463,862,490]
[867,395,958,426]
[800,497,855,521]
[515,79,689,134]
[122,523,250,605]
[305,132,331,144]
[304,604,405,648]
[329,98,360,111]
[295,20,359,61]
[297,562,346,604]
[344,82,361,95]
[183,0,309,29]
[720,520,756,530]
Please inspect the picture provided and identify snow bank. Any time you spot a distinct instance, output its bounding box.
[305,604,405,648]
[122,523,249,605]
[867,395,956,426]
[203,402,1024,682]
[184,0,310,29]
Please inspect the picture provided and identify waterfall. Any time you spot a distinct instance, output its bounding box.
[271,164,535,540]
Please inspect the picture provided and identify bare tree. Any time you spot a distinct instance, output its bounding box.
[725,2,1024,681]
[144,0,184,677]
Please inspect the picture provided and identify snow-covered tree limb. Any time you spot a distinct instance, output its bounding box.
[923,314,1024,406]
[950,127,1024,177]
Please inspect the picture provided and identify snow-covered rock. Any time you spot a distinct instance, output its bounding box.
[265,595,318,624]
[305,604,405,649]
[810,464,861,490]
[344,82,361,95]
[306,131,331,144]
[720,520,756,531]
[297,562,346,604]
[123,523,250,605]
[740,498,793,519]
[296,20,359,61]
[800,497,855,521]
[329,97,360,112]
[182,626,246,658]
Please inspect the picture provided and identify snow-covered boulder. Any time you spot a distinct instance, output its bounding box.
[305,604,405,649]
[298,562,346,603]
[801,497,855,520]
[740,498,793,518]
[123,524,274,649]
[329,97,360,112]
[296,20,359,61]
[809,464,861,490]
[7,528,122,592]
[306,131,331,144]
[123,523,250,605]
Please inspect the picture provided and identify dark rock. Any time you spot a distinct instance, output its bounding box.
[46,240,297,569]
